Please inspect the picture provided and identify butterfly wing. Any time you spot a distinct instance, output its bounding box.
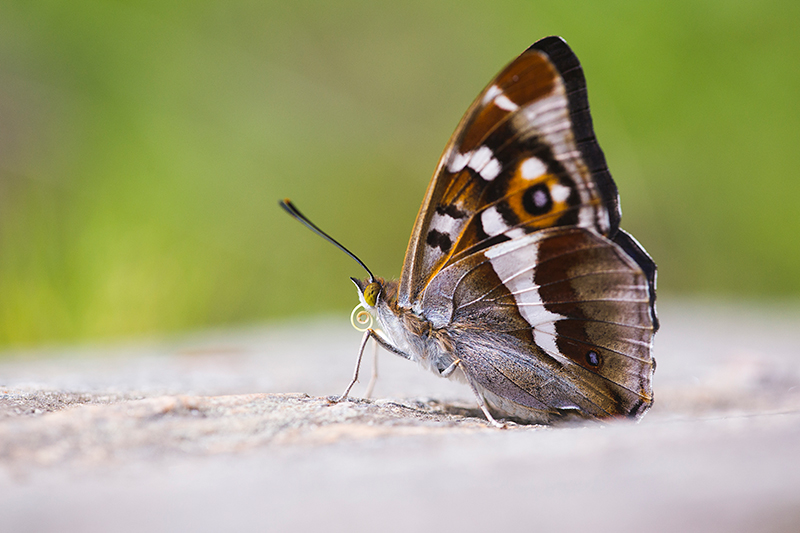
[397,36,657,420]
[427,227,656,420]
[398,36,621,310]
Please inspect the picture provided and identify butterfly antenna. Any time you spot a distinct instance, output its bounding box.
[279,199,375,283]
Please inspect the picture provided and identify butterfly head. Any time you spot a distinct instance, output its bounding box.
[351,277,382,309]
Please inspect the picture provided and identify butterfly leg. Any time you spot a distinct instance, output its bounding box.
[363,340,379,398]
[336,329,408,402]
[471,390,506,428]
[439,358,506,428]
[439,358,462,377]
[464,378,506,428]
[335,329,372,402]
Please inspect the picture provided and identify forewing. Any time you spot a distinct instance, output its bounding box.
[398,36,620,309]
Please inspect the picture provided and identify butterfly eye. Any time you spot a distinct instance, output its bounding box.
[363,282,381,307]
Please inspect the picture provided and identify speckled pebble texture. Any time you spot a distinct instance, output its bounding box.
[2,301,799,532]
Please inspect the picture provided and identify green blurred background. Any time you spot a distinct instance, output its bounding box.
[1,1,798,347]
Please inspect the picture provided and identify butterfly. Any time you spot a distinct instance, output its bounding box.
[281,36,658,426]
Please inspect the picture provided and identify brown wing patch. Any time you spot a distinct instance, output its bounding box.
[427,228,655,418]
[531,230,655,405]
[458,52,559,152]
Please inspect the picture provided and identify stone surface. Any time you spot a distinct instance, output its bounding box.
[1,300,800,532]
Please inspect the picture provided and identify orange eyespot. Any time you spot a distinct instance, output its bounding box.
[363,282,381,307]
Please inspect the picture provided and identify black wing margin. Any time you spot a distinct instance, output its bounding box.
[612,229,659,332]
[531,36,622,237]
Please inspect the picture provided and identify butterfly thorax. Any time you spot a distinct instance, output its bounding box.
[355,277,461,379]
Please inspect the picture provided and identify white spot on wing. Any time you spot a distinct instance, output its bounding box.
[468,146,502,181]
[480,157,502,181]
[469,146,493,171]
[551,183,571,203]
[494,94,519,112]
[447,150,472,173]
[482,85,502,106]
[482,84,519,112]
[521,157,547,180]
[532,321,561,360]
[431,212,458,236]
[480,206,507,237]
[484,234,566,358]
[484,232,535,260]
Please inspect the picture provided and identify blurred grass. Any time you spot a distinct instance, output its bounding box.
[0,0,798,346]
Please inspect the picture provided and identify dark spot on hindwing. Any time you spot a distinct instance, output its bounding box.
[586,350,600,367]
[522,183,553,215]
[426,229,452,253]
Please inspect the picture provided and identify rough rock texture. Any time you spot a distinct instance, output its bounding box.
[2,300,800,532]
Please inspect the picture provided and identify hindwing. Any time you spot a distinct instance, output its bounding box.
[432,227,656,419]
